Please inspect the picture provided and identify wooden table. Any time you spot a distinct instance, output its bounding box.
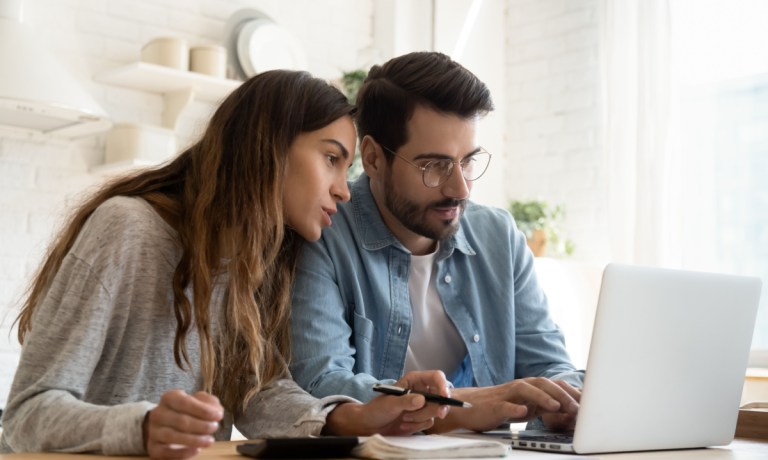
[0,441,244,460]
[0,437,766,459]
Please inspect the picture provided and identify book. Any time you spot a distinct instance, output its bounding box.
[353,434,510,459]
[735,402,768,439]
[236,434,510,459]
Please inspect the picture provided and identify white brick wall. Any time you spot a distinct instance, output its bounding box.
[504,0,608,263]
[0,0,373,409]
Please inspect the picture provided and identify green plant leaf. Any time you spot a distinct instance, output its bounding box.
[507,199,574,257]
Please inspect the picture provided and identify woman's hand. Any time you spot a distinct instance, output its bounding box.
[323,370,452,436]
[143,390,224,459]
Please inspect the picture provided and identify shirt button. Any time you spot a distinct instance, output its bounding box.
[444,275,452,283]
[472,334,480,343]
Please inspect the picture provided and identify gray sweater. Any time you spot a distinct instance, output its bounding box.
[0,196,354,455]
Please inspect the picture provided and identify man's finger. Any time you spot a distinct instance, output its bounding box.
[554,380,582,403]
[503,382,562,412]
[396,419,435,435]
[524,378,579,413]
[397,370,450,396]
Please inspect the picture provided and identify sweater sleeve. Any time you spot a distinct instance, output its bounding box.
[234,379,358,438]
[1,253,154,455]
[1,196,178,456]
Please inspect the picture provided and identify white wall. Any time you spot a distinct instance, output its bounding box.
[503,0,606,263]
[501,0,606,368]
[434,0,508,209]
[0,0,373,409]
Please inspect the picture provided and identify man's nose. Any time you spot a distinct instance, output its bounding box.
[441,163,470,200]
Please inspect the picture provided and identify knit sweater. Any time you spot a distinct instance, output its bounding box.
[0,196,353,455]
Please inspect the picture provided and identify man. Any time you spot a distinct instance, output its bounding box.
[290,51,582,432]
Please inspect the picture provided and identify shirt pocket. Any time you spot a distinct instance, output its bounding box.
[352,311,374,372]
[353,311,373,343]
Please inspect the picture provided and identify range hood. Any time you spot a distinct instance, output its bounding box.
[0,0,110,138]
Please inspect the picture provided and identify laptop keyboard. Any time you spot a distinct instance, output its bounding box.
[515,431,574,443]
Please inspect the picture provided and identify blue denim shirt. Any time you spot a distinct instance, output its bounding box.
[290,175,582,402]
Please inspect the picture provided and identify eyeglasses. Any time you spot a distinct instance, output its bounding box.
[380,144,492,188]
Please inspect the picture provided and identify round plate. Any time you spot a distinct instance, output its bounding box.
[235,17,307,77]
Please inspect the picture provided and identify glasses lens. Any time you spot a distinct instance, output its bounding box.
[424,160,454,187]
[462,151,491,181]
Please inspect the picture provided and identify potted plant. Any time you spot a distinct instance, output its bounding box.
[508,199,574,257]
[340,69,367,104]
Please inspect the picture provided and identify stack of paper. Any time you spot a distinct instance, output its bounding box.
[352,434,509,459]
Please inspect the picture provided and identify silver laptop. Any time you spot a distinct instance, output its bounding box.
[511,263,762,454]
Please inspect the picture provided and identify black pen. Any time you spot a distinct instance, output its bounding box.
[372,383,472,408]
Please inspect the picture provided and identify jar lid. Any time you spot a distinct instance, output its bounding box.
[191,44,225,52]
[141,37,187,50]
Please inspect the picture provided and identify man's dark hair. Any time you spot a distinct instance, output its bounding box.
[356,51,494,159]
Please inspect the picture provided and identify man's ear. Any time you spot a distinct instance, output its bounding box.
[360,135,383,177]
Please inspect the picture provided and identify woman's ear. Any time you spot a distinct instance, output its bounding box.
[360,135,382,176]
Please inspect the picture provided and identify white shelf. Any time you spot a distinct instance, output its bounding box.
[95,62,242,130]
[95,62,241,103]
[92,62,242,173]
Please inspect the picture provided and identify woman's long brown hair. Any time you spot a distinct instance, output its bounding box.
[14,70,355,416]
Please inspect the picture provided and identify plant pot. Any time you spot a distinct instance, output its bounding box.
[527,229,547,257]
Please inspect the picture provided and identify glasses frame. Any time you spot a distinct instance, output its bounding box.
[380,144,492,188]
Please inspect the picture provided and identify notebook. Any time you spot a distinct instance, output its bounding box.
[237,434,509,459]
[511,263,762,454]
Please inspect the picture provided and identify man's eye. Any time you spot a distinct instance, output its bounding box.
[427,160,452,172]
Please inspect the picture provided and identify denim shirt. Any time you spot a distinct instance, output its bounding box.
[290,175,582,402]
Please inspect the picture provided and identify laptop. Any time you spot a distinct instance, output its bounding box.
[511,263,762,454]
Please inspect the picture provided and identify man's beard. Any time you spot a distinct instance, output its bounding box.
[383,172,465,241]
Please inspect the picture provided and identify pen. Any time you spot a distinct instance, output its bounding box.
[372,383,473,408]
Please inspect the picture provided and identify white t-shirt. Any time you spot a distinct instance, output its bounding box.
[404,249,467,378]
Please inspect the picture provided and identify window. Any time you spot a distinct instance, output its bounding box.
[599,0,767,366]
[672,0,768,363]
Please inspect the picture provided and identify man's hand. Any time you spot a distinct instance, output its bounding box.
[143,390,224,459]
[539,380,581,431]
[323,370,451,436]
[428,378,580,433]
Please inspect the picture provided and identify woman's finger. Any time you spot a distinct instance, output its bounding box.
[150,408,220,436]
[159,390,223,422]
[393,419,436,435]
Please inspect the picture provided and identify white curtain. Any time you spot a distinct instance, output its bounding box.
[599,0,768,359]
[599,0,682,267]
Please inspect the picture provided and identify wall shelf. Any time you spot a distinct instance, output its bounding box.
[92,62,242,174]
[94,62,241,129]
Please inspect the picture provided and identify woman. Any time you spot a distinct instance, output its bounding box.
[0,70,450,459]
